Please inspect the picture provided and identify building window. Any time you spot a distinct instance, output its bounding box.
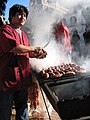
[62,18,67,26]
[37,0,42,4]
[70,16,77,27]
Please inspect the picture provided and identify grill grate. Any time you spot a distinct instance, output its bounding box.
[34,71,90,120]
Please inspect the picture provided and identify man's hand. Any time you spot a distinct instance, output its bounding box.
[34,47,47,59]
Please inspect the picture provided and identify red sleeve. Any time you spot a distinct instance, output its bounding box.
[29,52,36,58]
[0,25,21,54]
[0,30,16,53]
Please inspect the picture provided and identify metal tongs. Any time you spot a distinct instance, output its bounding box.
[43,33,53,48]
[43,40,51,48]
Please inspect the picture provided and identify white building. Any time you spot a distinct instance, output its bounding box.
[24,0,90,48]
[29,0,69,15]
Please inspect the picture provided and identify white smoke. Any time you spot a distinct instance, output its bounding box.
[30,40,70,71]
[47,0,56,3]
[27,11,56,46]
[57,0,90,9]
[24,0,90,71]
[25,7,70,70]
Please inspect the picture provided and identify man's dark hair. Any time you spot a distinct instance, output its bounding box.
[8,4,29,23]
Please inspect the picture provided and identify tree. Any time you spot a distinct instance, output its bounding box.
[0,0,8,27]
[0,0,8,15]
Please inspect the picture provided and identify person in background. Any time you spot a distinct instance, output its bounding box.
[53,19,72,55]
[83,26,90,57]
[70,30,81,64]
[0,4,47,120]
[83,26,90,46]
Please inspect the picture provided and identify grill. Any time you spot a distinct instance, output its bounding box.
[34,71,90,120]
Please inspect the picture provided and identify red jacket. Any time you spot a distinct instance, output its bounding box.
[53,23,72,53]
[0,24,34,91]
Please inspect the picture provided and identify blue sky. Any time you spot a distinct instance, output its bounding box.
[5,0,30,20]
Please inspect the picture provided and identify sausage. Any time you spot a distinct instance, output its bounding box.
[44,72,49,79]
[65,71,76,75]
[40,69,45,75]
[62,71,76,77]
[55,73,63,78]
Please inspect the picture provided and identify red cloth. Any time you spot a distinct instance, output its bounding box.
[28,75,39,109]
[0,24,34,91]
[53,23,72,53]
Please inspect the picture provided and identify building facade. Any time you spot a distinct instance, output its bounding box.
[24,0,90,49]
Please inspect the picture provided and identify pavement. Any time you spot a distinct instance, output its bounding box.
[11,105,61,120]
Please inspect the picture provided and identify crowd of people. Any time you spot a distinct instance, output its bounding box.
[0,3,90,120]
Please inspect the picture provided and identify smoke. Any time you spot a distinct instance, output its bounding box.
[24,0,90,71]
[81,57,90,72]
[25,7,70,71]
[44,0,90,9]
[26,8,62,43]
[57,0,90,9]
[30,40,70,71]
